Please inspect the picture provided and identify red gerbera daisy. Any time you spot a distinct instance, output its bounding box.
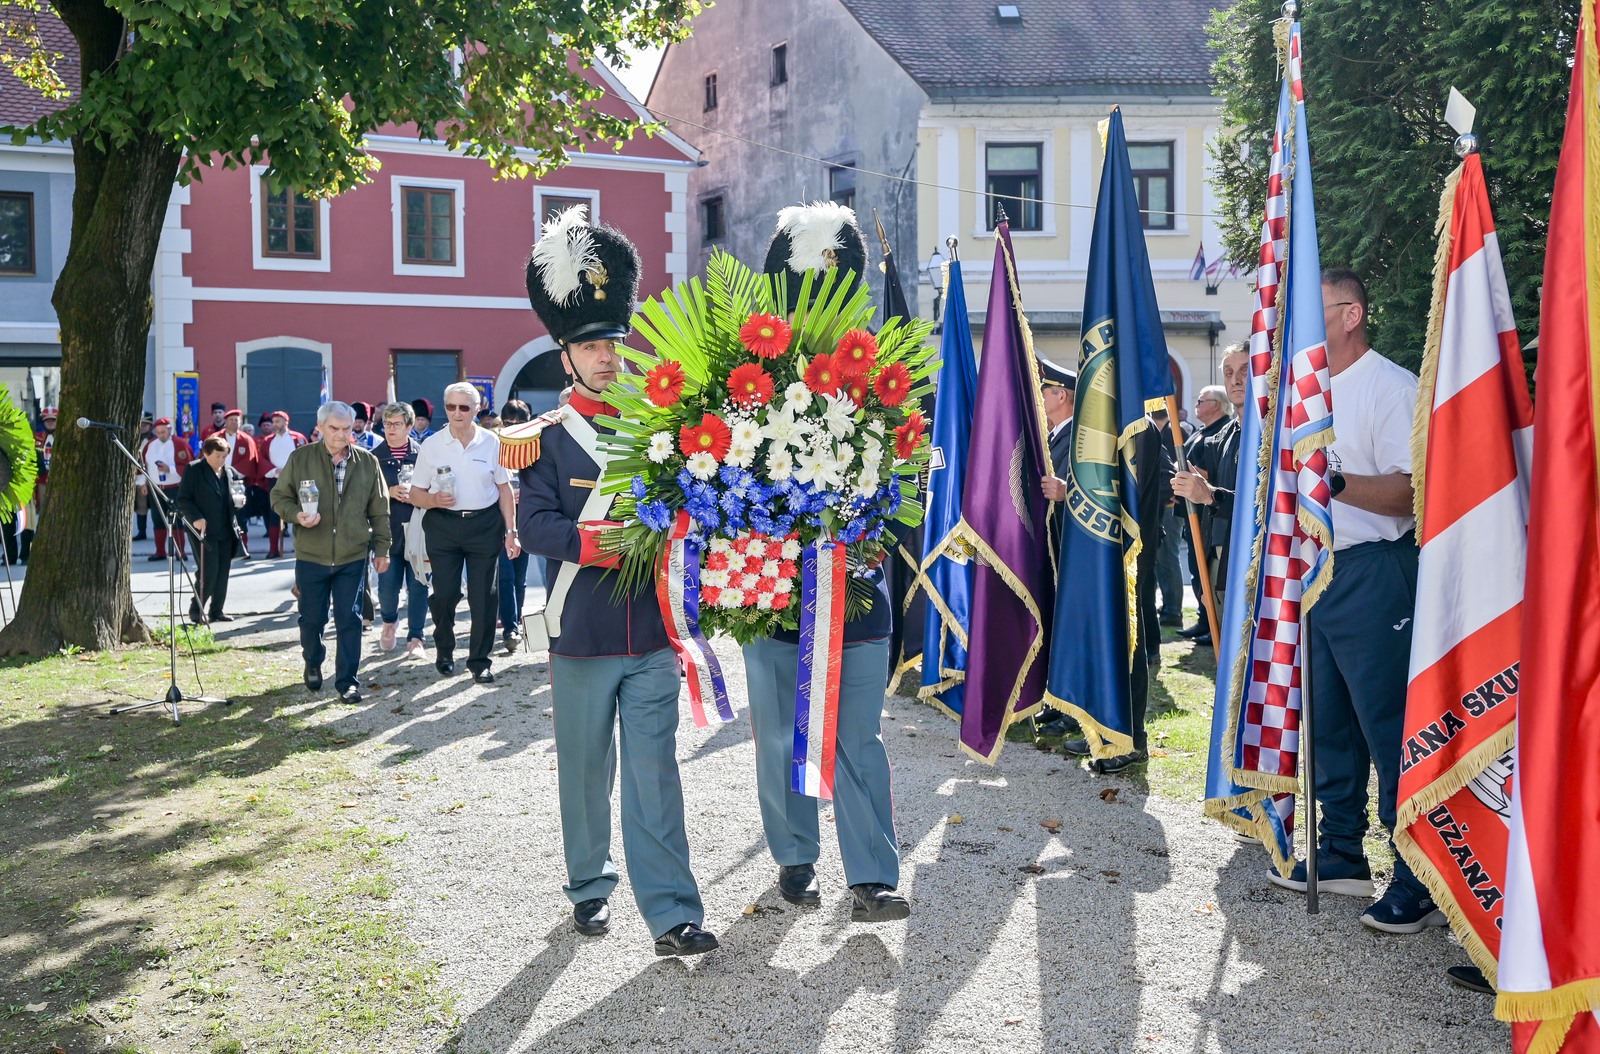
[739,312,792,359]
[905,408,928,434]
[679,413,733,460]
[844,378,870,406]
[726,363,776,408]
[872,361,913,407]
[644,360,687,407]
[893,418,926,460]
[834,329,878,376]
[803,352,844,396]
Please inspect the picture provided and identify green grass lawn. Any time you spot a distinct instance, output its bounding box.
[0,642,455,1054]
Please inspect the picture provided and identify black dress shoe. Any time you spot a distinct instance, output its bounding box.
[653,922,719,957]
[1176,623,1208,639]
[1093,750,1149,774]
[1446,965,1495,995]
[472,669,495,685]
[210,613,235,623]
[340,685,362,704]
[188,603,205,625]
[435,657,455,676]
[304,667,323,692]
[573,898,610,937]
[850,884,911,923]
[146,553,166,562]
[777,863,821,906]
[1192,634,1213,647]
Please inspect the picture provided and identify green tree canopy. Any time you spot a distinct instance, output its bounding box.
[0,0,698,653]
[1208,0,1578,370]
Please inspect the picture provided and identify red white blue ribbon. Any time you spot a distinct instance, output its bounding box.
[657,512,734,727]
[793,538,847,799]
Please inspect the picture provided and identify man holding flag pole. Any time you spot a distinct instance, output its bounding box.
[1042,107,1176,772]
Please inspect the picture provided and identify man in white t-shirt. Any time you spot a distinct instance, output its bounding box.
[1266,269,1436,936]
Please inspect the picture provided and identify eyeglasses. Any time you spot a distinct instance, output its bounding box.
[444,403,475,412]
[1325,301,1355,311]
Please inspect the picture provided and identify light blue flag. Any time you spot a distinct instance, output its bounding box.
[918,260,975,718]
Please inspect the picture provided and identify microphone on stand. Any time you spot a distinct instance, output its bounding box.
[76,417,123,430]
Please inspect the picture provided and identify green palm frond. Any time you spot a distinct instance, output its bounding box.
[632,276,715,381]
[0,385,38,519]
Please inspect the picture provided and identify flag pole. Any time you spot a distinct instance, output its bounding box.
[1166,395,1223,647]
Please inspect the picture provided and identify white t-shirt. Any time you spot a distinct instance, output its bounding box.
[413,425,510,512]
[1328,348,1418,550]
[143,436,179,487]
[266,431,298,478]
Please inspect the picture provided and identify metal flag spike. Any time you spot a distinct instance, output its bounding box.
[1446,87,1479,157]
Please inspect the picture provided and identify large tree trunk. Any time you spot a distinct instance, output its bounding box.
[0,4,182,654]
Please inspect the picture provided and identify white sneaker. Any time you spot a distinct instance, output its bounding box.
[380,623,397,651]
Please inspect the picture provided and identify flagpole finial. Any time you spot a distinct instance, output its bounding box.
[1453,133,1480,158]
[1281,0,1301,17]
[945,236,959,261]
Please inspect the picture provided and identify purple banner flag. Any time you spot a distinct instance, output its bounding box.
[956,223,1055,762]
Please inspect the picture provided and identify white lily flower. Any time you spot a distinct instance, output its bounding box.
[820,393,858,440]
[685,451,718,480]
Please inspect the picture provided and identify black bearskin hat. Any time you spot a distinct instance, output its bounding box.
[525,204,641,345]
[762,201,869,315]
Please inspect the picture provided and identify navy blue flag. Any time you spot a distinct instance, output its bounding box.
[918,259,976,717]
[1043,109,1175,759]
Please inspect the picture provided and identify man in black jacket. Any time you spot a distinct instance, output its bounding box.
[1176,382,1233,641]
[516,206,717,958]
[1173,345,1249,623]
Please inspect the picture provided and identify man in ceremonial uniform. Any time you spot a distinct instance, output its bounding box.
[516,205,718,957]
[133,412,154,541]
[1036,359,1078,737]
[142,416,193,562]
[261,410,307,557]
[216,409,258,555]
[200,402,228,441]
[409,382,520,684]
[742,203,910,922]
[350,402,382,451]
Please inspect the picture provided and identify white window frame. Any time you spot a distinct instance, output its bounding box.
[391,175,466,278]
[1120,127,1189,238]
[533,186,600,234]
[250,166,331,272]
[973,129,1056,239]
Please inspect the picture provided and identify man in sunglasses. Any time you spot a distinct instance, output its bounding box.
[408,381,520,684]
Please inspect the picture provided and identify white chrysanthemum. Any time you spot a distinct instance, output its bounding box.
[740,572,761,591]
[781,539,801,560]
[774,575,794,593]
[646,431,674,464]
[731,419,762,447]
[725,442,757,468]
[761,559,780,577]
[716,589,744,608]
[756,592,775,610]
[820,393,858,440]
[686,451,718,480]
[784,381,813,409]
[702,568,730,588]
[766,447,795,480]
[708,537,733,555]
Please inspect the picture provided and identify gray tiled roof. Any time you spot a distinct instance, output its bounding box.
[838,0,1228,98]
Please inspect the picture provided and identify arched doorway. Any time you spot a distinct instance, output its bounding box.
[497,337,568,416]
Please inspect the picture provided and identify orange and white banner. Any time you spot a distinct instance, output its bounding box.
[1395,151,1533,983]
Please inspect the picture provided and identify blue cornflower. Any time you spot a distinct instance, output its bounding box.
[630,475,648,501]
[637,499,673,532]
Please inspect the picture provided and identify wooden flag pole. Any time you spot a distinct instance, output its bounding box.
[1165,395,1223,647]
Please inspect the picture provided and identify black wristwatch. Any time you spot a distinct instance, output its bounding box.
[1328,469,1346,497]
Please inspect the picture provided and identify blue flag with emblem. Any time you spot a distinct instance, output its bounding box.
[1043,109,1175,759]
[918,259,976,717]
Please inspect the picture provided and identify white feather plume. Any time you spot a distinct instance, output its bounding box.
[775,200,857,274]
[531,203,598,306]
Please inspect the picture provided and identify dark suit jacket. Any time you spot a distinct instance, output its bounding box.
[175,461,245,555]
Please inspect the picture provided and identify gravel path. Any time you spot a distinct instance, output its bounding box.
[312,633,1508,1054]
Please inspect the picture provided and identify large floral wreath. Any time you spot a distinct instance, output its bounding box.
[597,249,937,645]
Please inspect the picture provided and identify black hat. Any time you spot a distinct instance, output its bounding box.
[210,401,227,412]
[1039,358,1077,391]
[350,401,372,421]
[525,204,640,346]
[762,202,868,315]
[411,398,433,421]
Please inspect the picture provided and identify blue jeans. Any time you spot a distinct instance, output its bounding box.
[295,559,365,692]
[497,550,529,634]
[378,550,428,642]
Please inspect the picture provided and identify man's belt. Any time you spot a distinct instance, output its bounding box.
[434,506,495,519]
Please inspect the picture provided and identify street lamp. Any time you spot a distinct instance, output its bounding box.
[926,246,947,325]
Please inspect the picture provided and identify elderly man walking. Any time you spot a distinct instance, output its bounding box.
[270,402,391,703]
[409,381,520,684]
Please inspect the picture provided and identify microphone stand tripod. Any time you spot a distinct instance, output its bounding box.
[96,428,230,724]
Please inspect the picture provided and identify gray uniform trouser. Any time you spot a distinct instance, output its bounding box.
[550,648,704,939]
[742,637,900,889]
